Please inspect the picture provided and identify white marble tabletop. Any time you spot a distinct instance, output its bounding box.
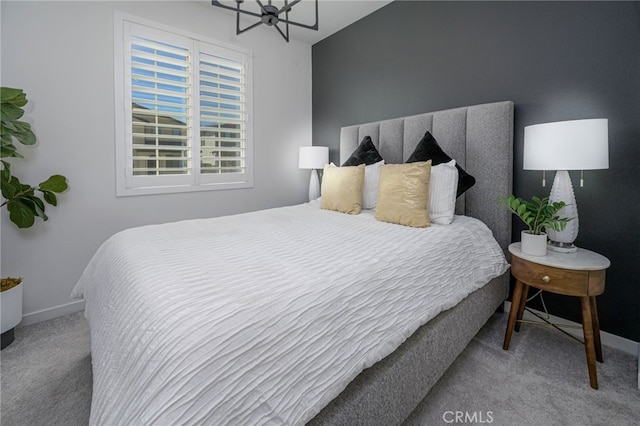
[509,242,611,270]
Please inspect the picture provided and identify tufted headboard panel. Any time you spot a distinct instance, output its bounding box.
[339,101,514,254]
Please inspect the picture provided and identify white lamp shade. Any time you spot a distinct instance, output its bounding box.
[523,119,609,171]
[299,146,329,170]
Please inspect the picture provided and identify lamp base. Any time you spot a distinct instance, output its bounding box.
[546,170,579,249]
[308,169,320,201]
[547,240,578,253]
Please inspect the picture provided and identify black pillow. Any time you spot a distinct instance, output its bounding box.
[406,131,476,197]
[341,136,384,167]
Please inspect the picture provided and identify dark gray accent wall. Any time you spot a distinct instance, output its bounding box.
[312,1,640,341]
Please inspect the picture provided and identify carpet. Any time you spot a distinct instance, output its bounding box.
[405,312,640,425]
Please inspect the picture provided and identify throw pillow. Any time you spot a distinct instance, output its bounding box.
[362,160,385,210]
[341,135,384,166]
[375,161,432,228]
[429,160,459,225]
[320,163,365,215]
[406,131,475,197]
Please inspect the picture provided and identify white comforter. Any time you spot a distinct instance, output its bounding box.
[72,202,508,425]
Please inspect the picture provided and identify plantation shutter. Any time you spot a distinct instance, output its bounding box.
[129,26,192,182]
[199,48,247,179]
[117,17,253,196]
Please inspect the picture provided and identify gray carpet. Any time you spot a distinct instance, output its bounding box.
[1,312,92,426]
[405,313,640,426]
[1,311,638,425]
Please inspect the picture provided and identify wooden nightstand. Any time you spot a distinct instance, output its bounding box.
[503,242,611,389]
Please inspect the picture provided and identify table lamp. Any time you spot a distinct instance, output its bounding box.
[299,146,329,201]
[523,118,608,253]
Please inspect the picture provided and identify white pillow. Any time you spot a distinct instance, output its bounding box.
[429,159,458,224]
[363,160,385,209]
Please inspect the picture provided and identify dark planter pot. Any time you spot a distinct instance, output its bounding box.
[1,328,15,350]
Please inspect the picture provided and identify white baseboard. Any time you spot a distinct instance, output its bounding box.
[503,301,638,356]
[20,299,85,327]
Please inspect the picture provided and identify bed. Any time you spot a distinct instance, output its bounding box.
[72,100,514,425]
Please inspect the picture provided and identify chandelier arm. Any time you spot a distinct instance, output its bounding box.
[211,1,263,19]
[236,17,264,35]
[284,0,290,37]
[273,17,317,30]
[235,0,265,34]
[254,0,268,14]
[276,0,318,30]
[273,23,290,42]
[278,0,302,14]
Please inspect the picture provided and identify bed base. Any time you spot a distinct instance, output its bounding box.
[310,274,507,426]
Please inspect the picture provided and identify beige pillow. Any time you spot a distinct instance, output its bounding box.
[320,163,365,214]
[375,161,432,227]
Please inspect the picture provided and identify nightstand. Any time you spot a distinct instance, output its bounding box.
[503,242,611,389]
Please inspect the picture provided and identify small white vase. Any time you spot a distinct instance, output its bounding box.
[521,231,548,256]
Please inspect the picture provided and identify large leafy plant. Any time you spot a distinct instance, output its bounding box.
[1,87,68,229]
[500,195,572,235]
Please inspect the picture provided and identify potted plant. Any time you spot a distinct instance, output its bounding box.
[499,195,572,256]
[1,87,69,349]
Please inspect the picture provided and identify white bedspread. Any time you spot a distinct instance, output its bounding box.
[72,202,508,425]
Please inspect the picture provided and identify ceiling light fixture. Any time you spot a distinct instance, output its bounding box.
[211,0,318,42]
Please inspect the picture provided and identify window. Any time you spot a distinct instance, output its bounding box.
[115,14,253,196]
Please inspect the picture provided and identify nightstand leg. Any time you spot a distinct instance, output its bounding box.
[514,283,529,332]
[580,296,599,389]
[590,296,603,363]
[503,280,524,350]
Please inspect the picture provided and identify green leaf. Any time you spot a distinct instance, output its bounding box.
[11,120,32,134]
[0,87,27,106]
[1,175,22,199]
[42,190,57,206]
[18,194,47,221]
[0,168,11,195]
[7,199,36,228]
[0,102,24,121]
[39,175,68,193]
[28,195,47,220]
[0,142,22,159]
[13,123,36,146]
[27,194,45,214]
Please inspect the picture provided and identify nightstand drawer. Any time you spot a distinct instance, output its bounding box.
[511,255,603,296]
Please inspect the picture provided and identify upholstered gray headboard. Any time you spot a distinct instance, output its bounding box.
[340,101,514,254]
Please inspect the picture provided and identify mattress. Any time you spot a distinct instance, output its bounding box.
[72,202,509,425]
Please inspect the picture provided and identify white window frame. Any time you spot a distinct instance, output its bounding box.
[114,12,253,197]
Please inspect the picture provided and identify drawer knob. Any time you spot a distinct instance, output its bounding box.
[542,275,550,283]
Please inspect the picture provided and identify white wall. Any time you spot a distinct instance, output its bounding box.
[0,1,312,323]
